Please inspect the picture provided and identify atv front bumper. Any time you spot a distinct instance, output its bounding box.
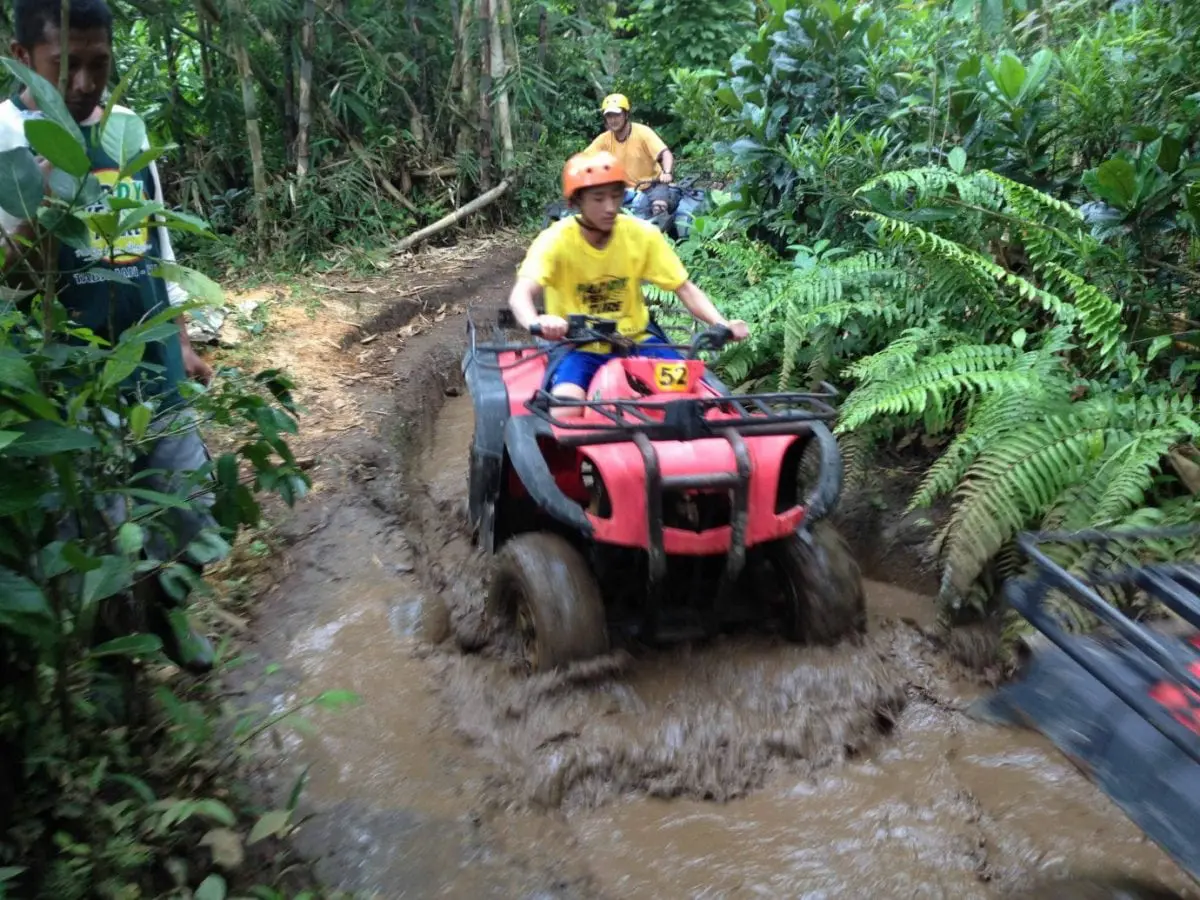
[504,396,844,587]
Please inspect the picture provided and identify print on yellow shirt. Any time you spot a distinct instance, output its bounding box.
[518,215,688,349]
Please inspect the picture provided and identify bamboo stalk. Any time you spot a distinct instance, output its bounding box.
[295,0,316,181]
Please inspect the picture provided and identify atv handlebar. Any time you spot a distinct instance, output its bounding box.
[527,315,731,359]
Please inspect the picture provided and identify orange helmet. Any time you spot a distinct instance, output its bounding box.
[562,151,626,200]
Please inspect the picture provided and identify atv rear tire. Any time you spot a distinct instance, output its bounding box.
[488,532,609,672]
[770,520,866,645]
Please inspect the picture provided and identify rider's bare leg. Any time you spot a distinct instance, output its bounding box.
[550,383,587,419]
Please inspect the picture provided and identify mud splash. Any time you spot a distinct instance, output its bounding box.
[245,252,1197,898]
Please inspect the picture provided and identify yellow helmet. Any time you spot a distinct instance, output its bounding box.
[601,93,630,114]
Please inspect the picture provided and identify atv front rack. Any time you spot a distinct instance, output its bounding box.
[977,527,1200,884]
[525,386,839,444]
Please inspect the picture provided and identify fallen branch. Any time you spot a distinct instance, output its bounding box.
[393,180,511,254]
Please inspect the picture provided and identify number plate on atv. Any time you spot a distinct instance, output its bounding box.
[654,362,690,391]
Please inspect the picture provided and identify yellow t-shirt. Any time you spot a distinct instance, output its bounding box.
[585,123,668,188]
[518,215,688,347]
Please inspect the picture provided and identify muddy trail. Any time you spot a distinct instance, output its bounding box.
[233,238,1196,899]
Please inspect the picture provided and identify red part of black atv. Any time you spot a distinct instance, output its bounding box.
[462,308,865,672]
[974,528,1200,888]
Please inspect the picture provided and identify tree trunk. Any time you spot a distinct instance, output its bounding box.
[228,0,268,255]
[295,0,316,181]
[281,21,297,161]
[533,4,548,143]
[490,0,514,173]
[163,25,185,148]
[477,0,494,190]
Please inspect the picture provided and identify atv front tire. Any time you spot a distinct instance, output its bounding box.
[770,520,866,645]
[488,532,609,672]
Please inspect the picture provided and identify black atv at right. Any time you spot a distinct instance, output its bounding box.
[974,527,1200,896]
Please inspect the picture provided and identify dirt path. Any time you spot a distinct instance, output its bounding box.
[221,238,1196,899]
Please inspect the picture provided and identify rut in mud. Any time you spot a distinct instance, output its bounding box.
[235,239,1197,899]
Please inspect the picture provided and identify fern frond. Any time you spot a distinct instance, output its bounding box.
[837,344,1038,434]
[1039,262,1124,362]
[908,382,1075,511]
[940,398,1200,596]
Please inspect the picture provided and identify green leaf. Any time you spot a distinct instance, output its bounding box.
[315,689,362,710]
[47,170,102,205]
[90,633,163,659]
[0,147,45,221]
[119,145,168,181]
[1147,334,1174,362]
[247,810,291,845]
[82,556,134,605]
[194,799,237,827]
[106,773,156,803]
[0,567,54,638]
[185,530,232,566]
[1018,49,1054,103]
[99,112,147,169]
[129,403,152,439]
[23,118,90,178]
[989,52,1026,104]
[117,201,165,235]
[36,206,90,249]
[194,874,227,900]
[0,59,85,145]
[0,867,27,883]
[158,207,214,236]
[0,347,39,393]
[979,0,1004,33]
[150,262,223,304]
[110,487,192,509]
[1091,158,1138,210]
[948,147,966,175]
[1011,328,1028,349]
[117,522,145,554]
[0,431,20,452]
[2,420,100,457]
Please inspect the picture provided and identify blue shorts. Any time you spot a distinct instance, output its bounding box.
[551,335,682,390]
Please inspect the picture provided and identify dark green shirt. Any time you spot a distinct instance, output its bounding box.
[11,94,184,406]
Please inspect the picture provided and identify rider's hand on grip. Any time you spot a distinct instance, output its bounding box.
[726,320,750,341]
[531,314,568,340]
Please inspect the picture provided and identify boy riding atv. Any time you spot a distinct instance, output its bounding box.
[508,151,749,415]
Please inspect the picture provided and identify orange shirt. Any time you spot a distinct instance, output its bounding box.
[585,123,668,188]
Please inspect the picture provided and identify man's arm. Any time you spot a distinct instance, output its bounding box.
[657,148,675,183]
[147,158,213,385]
[509,277,543,329]
[675,280,749,340]
[508,277,568,340]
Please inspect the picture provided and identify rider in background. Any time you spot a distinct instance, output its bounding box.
[508,152,748,418]
[585,93,675,212]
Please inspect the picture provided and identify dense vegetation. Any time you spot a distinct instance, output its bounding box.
[0,0,1196,895]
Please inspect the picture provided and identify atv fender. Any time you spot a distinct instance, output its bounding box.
[801,421,843,525]
[504,415,594,537]
[463,344,510,548]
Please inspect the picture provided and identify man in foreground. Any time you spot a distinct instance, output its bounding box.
[508,151,748,417]
[1,0,219,671]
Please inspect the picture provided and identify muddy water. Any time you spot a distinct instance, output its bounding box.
[273,390,1196,898]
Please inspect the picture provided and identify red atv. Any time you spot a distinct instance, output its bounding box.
[463,309,866,672]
